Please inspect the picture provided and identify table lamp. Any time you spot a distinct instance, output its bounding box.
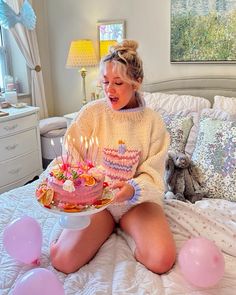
[66,39,97,105]
[99,40,117,58]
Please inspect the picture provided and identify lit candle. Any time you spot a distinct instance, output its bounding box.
[71,137,78,163]
[50,139,57,159]
[50,139,60,169]
[80,135,84,161]
[66,135,72,165]
[59,137,65,164]
[94,136,99,164]
[85,139,89,161]
[88,137,94,162]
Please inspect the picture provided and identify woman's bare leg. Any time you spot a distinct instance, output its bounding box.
[120,202,176,274]
[50,209,115,274]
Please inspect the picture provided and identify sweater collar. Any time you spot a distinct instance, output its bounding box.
[104,92,146,122]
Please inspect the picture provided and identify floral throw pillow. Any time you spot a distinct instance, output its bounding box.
[162,114,193,153]
[192,117,236,201]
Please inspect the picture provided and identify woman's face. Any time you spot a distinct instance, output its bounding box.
[101,62,139,111]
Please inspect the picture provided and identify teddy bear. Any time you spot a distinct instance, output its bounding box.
[164,150,207,203]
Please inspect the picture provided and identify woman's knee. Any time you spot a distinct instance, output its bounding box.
[136,244,176,274]
[50,242,79,274]
[50,210,115,274]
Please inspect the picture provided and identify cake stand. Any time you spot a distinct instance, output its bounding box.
[45,203,113,230]
[37,189,115,230]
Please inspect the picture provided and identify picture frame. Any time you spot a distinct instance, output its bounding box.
[171,1,236,63]
[97,20,126,59]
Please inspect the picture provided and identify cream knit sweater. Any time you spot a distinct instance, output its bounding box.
[65,98,170,206]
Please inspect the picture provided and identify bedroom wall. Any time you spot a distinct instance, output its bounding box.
[34,0,236,116]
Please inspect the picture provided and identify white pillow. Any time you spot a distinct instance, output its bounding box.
[39,117,67,135]
[213,95,236,115]
[143,92,211,113]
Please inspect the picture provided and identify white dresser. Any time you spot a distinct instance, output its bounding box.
[0,106,43,194]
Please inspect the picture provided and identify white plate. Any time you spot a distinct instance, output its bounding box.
[37,187,115,217]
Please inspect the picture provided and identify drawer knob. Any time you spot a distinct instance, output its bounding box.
[4,124,18,131]
[9,167,21,174]
[5,144,18,151]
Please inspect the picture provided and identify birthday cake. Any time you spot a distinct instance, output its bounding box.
[36,159,109,212]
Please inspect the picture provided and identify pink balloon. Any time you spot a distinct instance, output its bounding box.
[12,268,65,295]
[178,237,225,288]
[3,216,42,264]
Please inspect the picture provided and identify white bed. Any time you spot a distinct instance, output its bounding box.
[0,76,236,295]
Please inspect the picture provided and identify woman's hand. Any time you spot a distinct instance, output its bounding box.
[111,181,134,203]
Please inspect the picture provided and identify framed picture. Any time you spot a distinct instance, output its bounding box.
[171,1,236,63]
[97,20,126,59]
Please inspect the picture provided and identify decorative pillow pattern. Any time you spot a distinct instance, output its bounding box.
[192,117,236,201]
[163,114,193,153]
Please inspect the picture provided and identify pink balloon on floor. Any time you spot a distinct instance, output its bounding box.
[178,237,225,288]
[3,216,42,264]
[12,268,65,295]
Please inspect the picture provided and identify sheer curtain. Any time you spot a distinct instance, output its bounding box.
[6,0,48,118]
[0,46,7,90]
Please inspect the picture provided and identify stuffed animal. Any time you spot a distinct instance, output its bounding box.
[164,151,207,203]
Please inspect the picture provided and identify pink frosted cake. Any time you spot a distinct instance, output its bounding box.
[36,161,109,212]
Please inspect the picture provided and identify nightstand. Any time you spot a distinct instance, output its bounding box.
[0,106,43,193]
[64,112,78,127]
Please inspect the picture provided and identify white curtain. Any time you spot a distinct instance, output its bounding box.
[6,0,48,118]
[0,46,7,90]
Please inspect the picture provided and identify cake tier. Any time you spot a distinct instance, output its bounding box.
[48,178,104,205]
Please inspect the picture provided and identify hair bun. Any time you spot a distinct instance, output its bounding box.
[110,40,138,54]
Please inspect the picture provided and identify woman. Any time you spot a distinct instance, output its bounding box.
[50,40,176,274]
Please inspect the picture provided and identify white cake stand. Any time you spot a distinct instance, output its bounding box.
[37,189,115,230]
[46,204,112,230]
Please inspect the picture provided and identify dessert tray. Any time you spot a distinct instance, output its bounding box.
[37,187,115,230]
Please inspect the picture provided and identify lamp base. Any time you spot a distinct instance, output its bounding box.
[80,68,87,105]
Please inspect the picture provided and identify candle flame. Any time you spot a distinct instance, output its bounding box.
[80,135,83,143]
[64,141,68,150]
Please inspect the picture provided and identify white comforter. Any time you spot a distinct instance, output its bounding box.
[0,181,236,295]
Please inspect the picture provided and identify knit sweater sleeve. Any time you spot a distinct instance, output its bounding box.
[128,115,170,206]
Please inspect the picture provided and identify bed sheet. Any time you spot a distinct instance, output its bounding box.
[0,181,236,295]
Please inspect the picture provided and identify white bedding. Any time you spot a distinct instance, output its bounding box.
[0,181,236,295]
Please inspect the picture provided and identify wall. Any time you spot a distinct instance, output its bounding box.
[35,0,236,116]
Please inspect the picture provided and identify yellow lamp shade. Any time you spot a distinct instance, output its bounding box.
[66,39,97,68]
[99,40,117,58]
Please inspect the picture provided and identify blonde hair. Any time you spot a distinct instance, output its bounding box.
[99,40,144,89]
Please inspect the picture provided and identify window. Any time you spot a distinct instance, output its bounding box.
[0,26,30,95]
